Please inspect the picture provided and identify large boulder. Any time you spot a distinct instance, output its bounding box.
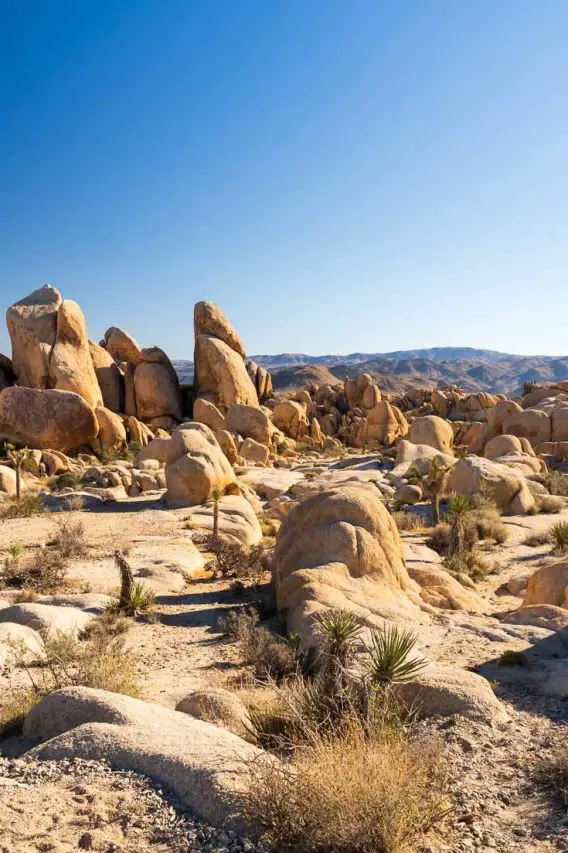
[49,300,102,409]
[176,688,251,737]
[484,434,524,460]
[0,603,93,636]
[408,415,454,454]
[134,436,171,465]
[272,483,423,646]
[362,401,408,446]
[193,398,226,431]
[226,404,273,444]
[165,422,237,507]
[95,406,127,450]
[24,687,267,829]
[6,284,61,389]
[0,465,19,495]
[486,399,523,437]
[502,408,551,447]
[388,440,456,482]
[552,407,568,442]
[272,400,309,440]
[134,348,183,423]
[89,340,124,412]
[102,327,141,364]
[193,301,258,409]
[0,386,98,452]
[446,456,535,514]
[185,494,262,545]
[523,560,568,608]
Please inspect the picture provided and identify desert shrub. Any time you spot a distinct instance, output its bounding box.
[392,511,423,532]
[498,650,529,668]
[0,493,43,519]
[443,550,493,582]
[537,494,565,514]
[366,625,426,686]
[219,608,298,681]
[202,535,266,583]
[427,522,453,554]
[550,522,568,555]
[1,548,68,593]
[0,690,39,739]
[51,516,88,559]
[244,719,449,853]
[543,471,568,497]
[50,472,83,492]
[523,531,551,547]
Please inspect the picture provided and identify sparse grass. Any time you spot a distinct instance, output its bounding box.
[0,493,44,519]
[1,549,68,593]
[523,531,551,548]
[201,535,266,583]
[392,511,424,532]
[51,516,88,559]
[537,494,565,514]
[0,690,39,739]
[550,521,568,555]
[428,494,508,555]
[219,608,298,681]
[443,550,494,582]
[498,650,529,668]
[244,718,449,853]
[543,471,568,497]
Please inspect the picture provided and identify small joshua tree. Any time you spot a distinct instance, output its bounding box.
[210,487,222,539]
[6,444,31,501]
[409,456,453,525]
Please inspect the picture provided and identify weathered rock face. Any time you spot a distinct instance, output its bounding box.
[89,340,124,413]
[502,408,551,447]
[523,560,568,608]
[50,300,102,409]
[272,400,308,440]
[193,398,226,431]
[446,456,535,514]
[361,401,408,446]
[193,302,258,409]
[273,483,422,645]
[134,348,183,423]
[226,404,273,445]
[95,406,127,450]
[484,434,524,460]
[246,360,273,404]
[0,354,15,391]
[0,386,98,452]
[6,284,62,389]
[102,327,141,364]
[408,415,454,455]
[165,422,237,508]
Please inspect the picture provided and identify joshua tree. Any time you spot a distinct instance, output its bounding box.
[409,456,453,525]
[115,549,134,612]
[210,487,222,539]
[5,444,30,501]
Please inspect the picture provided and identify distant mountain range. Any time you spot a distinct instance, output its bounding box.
[172,347,568,397]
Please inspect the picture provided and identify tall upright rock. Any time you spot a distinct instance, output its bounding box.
[193,301,259,410]
[49,300,102,409]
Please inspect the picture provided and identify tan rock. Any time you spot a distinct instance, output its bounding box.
[272,400,309,440]
[240,437,269,465]
[446,456,535,514]
[246,360,273,404]
[6,284,61,389]
[89,340,124,412]
[523,560,568,608]
[194,301,246,358]
[50,300,102,408]
[194,335,258,408]
[126,416,154,446]
[134,437,171,465]
[552,407,568,442]
[484,434,524,460]
[185,494,262,545]
[407,564,483,612]
[193,398,226,431]
[226,404,273,444]
[123,362,137,416]
[176,689,251,736]
[165,422,237,507]
[95,406,127,450]
[502,408,551,447]
[486,399,523,437]
[363,401,406,446]
[0,386,98,452]
[214,429,239,465]
[408,415,453,454]
[102,327,141,364]
[0,465,18,495]
[134,350,183,423]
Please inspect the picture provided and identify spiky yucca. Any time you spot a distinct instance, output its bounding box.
[367,625,426,685]
[550,521,568,555]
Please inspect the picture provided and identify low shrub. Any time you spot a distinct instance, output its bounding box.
[2,548,68,593]
[443,550,494,582]
[523,531,550,547]
[537,495,565,514]
[543,471,568,497]
[0,493,44,519]
[219,608,298,681]
[51,516,88,559]
[202,536,266,583]
[50,472,83,492]
[392,511,424,532]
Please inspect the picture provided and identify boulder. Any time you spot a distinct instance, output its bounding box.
[0,465,18,495]
[95,406,127,450]
[406,564,483,612]
[193,398,226,431]
[389,440,456,482]
[523,560,568,608]
[175,689,251,736]
[226,404,273,444]
[240,437,270,465]
[0,386,98,452]
[446,456,536,514]
[486,399,523,437]
[273,483,423,646]
[0,623,44,667]
[6,284,61,389]
[185,494,262,545]
[214,429,239,465]
[393,484,422,509]
[552,407,568,442]
[49,300,102,409]
[362,401,407,446]
[0,353,15,391]
[393,663,509,724]
[165,422,237,508]
[126,416,154,446]
[408,416,454,454]
[194,301,246,358]
[24,687,268,829]
[102,327,141,364]
[246,360,273,404]
[134,348,183,423]
[88,340,124,412]
[134,436,171,465]
[0,603,93,636]
[502,408,552,447]
[484,434,524,460]
[501,604,568,631]
[272,400,308,440]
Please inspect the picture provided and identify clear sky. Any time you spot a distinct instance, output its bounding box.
[1,0,567,359]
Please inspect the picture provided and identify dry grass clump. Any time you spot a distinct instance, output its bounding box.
[51,515,88,559]
[543,471,568,497]
[392,511,424,532]
[536,494,565,514]
[244,721,448,853]
[2,548,68,593]
[0,493,44,519]
[523,530,551,547]
[1,617,139,738]
[219,608,298,681]
[201,535,266,583]
[443,549,494,582]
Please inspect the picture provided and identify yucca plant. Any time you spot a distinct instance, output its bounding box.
[550,521,568,555]
[445,493,474,555]
[124,581,156,616]
[316,609,364,671]
[409,457,453,525]
[366,625,426,685]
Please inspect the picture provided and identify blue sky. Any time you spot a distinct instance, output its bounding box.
[1,0,567,359]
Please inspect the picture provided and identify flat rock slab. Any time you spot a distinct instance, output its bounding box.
[0,603,93,636]
[238,468,304,499]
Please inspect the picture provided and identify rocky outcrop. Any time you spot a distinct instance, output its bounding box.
[523,560,568,608]
[6,284,61,389]
[193,301,258,409]
[0,386,98,452]
[446,456,535,514]
[133,347,183,423]
[165,422,237,507]
[89,340,124,412]
[101,327,141,364]
[49,300,102,409]
[272,400,308,440]
[246,360,273,404]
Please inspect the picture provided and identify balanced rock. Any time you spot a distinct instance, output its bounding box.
[49,299,102,409]
[102,327,141,364]
[165,422,237,507]
[6,284,61,389]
